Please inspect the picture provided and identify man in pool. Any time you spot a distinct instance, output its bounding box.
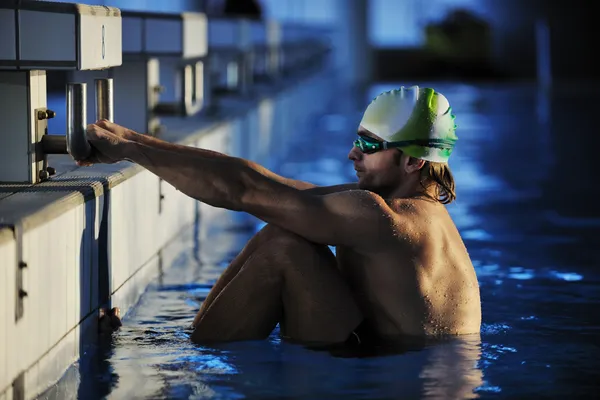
[78,86,481,345]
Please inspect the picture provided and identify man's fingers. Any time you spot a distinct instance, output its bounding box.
[96,119,124,135]
[86,123,114,141]
[74,124,122,166]
[86,124,102,140]
[95,119,137,138]
[95,119,113,130]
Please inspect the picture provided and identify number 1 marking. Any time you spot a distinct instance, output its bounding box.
[102,25,106,59]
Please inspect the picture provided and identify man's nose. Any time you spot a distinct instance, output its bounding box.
[348,145,362,161]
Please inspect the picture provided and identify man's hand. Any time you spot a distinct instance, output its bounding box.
[76,122,134,166]
[95,119,139,141]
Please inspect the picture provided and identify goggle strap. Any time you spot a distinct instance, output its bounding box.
[386,138,457,150]
[355,136,457,152]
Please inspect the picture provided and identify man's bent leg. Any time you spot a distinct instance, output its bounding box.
[191,225,276,328]
[191,225,363,344]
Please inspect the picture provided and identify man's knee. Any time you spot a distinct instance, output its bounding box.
[255,223,292,239]
[256,224,312,247]
[252,224,334,265]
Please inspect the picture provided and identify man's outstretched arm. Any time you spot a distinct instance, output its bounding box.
[95,120,342,192]
[85,123,389,247]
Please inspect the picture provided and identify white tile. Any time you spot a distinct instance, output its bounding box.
[40,223,57,357]
[52,217,66,347]
[34,225,49,369]
[59,215,69,339]
[25,225,40,368]
[79,202,90,321]
[21,227,37,372]
[90,195,102,313]
[4,240,18,391]
[109,183,124,292]
[1,386,12,400]
[0,240,11,391]
[66,208,78,331]
[36,328,77,399]
[78,204,86,322]
[46,220,58,343]
[72,325,80,368]
[74,206,84,325]
[24,362,39,400]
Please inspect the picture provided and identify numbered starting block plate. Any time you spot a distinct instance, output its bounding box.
[0,0,122,70]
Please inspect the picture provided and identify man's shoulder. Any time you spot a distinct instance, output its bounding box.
[391,197,448,215]
[387,198,436,221]
[387,198,454,239]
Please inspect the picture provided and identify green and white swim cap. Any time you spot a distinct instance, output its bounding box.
[359,86,458,163]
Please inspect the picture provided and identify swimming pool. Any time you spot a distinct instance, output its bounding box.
[42,82,600,399]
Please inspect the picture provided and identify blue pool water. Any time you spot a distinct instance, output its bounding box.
[43,82,600,399]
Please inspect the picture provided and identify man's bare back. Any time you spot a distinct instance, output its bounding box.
[336,196,481,338]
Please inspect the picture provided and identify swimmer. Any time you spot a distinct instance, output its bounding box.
[77,86,481,346]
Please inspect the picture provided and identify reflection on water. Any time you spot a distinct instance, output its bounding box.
[61,249,485,400]
[44,82,600,399]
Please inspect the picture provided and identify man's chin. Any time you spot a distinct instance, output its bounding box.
[357,179,371,191]
[358,179,385,195]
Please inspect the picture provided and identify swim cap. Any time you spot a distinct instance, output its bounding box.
[359,86,457,163]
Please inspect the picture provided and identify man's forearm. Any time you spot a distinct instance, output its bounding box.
[118,137,362,219]
[120,139,358,211]
[128,133,315,190]
[130,132,228,160]
[123,140,251,210]
[302,184,358,195]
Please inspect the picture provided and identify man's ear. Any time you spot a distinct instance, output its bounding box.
[405,156,426,174]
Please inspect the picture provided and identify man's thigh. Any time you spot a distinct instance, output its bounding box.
[270,231,363,344]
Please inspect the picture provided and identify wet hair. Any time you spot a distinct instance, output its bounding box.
[393,149,456,204]
[420,161,456,204]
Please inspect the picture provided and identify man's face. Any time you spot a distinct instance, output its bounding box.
[348,126,405,192]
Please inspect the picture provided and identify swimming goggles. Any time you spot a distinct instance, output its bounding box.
[353,134,457,154]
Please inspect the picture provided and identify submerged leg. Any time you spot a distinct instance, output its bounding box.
[191,225,363,344]
[191,226,267,328]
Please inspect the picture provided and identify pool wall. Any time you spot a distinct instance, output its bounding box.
[0,69,335,400]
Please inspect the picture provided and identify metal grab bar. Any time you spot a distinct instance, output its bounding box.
[41,79,115,161]
[40,135,67,155]
[66,83,92,161]
[154,61,204,116]
[95,78,114,122]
